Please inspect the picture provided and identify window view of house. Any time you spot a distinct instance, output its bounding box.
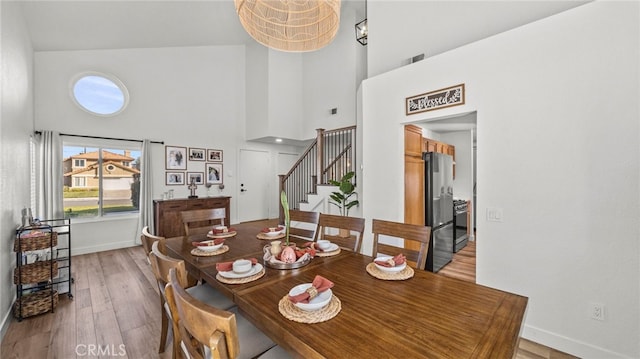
[62,145,141,218]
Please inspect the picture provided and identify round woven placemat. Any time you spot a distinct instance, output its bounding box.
[216,267,265,284]
[315,248,341,257]
[256,232,285,240]
[207,231,237,239]
[190,245,229,257]
[278,295,341,323]
[365,262,414,280]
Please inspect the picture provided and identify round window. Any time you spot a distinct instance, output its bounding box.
[106,164,116,171]
[70,72,129,116]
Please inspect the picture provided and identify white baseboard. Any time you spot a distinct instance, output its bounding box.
[71,241,139,256]
[523,325,632,359]
[0,294,17,344]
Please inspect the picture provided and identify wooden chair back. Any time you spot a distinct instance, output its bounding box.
[287,210,320,242]
[371,219,432,270]
[141,226,165,257]
[148,240,191,358]
[165,268,239,359]
[316,213,365,253]
[181,208,226,236]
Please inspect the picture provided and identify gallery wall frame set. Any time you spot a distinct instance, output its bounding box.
[165,145,224,186]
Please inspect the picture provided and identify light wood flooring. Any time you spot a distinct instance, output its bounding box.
[1,221,577,359]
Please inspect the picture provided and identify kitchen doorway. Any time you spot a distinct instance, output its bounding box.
[418,111,477,275]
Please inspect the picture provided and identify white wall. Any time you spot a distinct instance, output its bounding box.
[34,45,302,254]
[367,1,588,78]
[440,131,473,201]
[0,1,34,340]
[301,5,361,138]
[362,2,639,358]
[267,50,304,139]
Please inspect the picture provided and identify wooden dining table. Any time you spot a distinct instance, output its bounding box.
[165,223,528,359]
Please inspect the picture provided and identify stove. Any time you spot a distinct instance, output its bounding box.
[453,199,468,252]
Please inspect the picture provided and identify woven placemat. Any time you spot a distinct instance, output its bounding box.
[190,245,229,257]
[256,232,285,240]
[216,267,265,284]
[278,295,341,323]
[207,231,237,239]
[315,248,341,257]
[365,262,414,280]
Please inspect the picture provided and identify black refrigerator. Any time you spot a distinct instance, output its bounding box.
[423,152,454,272]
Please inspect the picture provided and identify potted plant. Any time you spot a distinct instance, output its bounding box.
[328,171,359,237]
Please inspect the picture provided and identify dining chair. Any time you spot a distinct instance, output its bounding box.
[371,219,432,270]
[287,209,320,243]
[315,213,365,253]
[165,268,290,359]
[148,241,235,358]
[181,208,226,236]
[141,226,164,260]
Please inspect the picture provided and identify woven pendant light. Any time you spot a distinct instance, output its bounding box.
[235,0,341,52]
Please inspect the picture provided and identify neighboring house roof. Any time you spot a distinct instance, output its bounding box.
[64,160,140,177]
[64,150,134,162]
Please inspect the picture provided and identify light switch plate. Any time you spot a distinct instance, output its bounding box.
[487,207,504,222]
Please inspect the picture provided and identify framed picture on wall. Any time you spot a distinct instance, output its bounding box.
[188,148,206,161]
[166,172,185,185]
[166,146,187,170]
[187,172,204,185]
[207,149,223,162]
[205,163,223,185]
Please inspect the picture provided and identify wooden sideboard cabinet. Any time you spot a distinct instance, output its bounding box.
[153,197,231,238]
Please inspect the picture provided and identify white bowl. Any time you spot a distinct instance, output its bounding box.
[288,283,332,311]
[195,240,223,252]
[232,259,253,273]
[264,226,284,236]
[374,256,407,273]
[316,240,332,250]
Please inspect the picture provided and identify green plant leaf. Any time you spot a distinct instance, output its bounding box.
[280,190,290,245]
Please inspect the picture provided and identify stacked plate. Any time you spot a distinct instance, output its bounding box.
[373,256,407,273]
[288,283,333,311]
[218,262,264,279]
[193,240,223,252]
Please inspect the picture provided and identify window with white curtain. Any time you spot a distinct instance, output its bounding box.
[62,140,141,219]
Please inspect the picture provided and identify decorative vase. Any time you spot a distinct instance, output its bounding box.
[270,240,282,257]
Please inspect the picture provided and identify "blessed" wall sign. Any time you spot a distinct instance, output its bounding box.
[406,84,465,115]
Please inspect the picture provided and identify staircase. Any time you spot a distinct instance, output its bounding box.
[278,126,356,221]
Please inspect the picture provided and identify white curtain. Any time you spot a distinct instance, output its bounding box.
[136,139,155,241]
[36,131,64,220]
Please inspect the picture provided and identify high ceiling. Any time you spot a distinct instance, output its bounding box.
[20,0,587,53]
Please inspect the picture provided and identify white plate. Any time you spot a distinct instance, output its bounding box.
[263,230,284,237]
[218,263,263,279]
[319,243,339,252]
[288,283,333,311]
[194,241,223,252]
[374,256,407,273]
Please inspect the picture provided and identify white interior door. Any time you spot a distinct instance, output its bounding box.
[239,149,270,222]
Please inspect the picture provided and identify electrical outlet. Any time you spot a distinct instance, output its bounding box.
[590,303,605,321]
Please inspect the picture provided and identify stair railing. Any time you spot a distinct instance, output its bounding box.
[279,126,356,222]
